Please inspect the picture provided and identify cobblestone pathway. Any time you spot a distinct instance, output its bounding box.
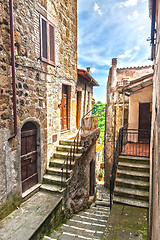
[44,183,110,240]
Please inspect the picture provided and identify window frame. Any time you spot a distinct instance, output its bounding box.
[40,15,55,66]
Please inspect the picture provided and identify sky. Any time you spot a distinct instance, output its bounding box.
[77,0,152,103]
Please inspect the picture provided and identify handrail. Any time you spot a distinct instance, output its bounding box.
[61,104,106,189]
[110,127,123,209]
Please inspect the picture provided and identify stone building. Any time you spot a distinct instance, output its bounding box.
[104,58,153,187]
[148,0,160,239]
[0,0,99,221]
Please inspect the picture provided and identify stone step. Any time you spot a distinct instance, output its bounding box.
[56,144,83,153]
[91,206,110,212]
[113,196,149,208]
[117,169,149,182]
[81,209,110,218]
[54,223,103,239]
[72,214,108,225]
[78,211,109,221]
[115,177,149,191]
[67,218,106,231]
[53,151,82,160]
[50,231,101,240]
[46,167,72,177]
[43,174,69,186]
[49,158,75,169]
[95,200,110,207]
[118,162,150,173]
[119,155,150,165]
[114,186,149,201]
[59,139,81,146]
[40,183,65,194]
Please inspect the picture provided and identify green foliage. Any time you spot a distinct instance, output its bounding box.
[92,101,105,142]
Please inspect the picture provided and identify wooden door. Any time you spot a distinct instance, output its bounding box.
[76,91,82,129]
[139,103,151,141]
[21,122,38,193]
[61,85,68,131]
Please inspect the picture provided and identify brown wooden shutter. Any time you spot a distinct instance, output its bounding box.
[49,24,55,63]
[41,18,48,59]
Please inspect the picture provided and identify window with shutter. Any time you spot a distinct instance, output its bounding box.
[40,16,55,65]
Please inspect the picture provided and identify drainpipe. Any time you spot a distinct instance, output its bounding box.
[8,0,17,141]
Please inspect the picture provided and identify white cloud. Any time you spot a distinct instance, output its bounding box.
[90,67,97,73]
[94,3,103,16]
[122,0,138,7]
[128,10,139,20]
[135,46,140,50]
[118,50,132,59]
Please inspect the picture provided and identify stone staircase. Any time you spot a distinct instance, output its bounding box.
[43,184,110,240]
[113,155,150,208]
[40,139,83,195]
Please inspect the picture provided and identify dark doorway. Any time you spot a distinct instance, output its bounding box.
[61,85,70,131]
[76,91,82,129]
[21,122,38,193]
[139,103,151,142]
[89,159,95,196]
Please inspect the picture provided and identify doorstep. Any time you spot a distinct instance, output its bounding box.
[0,192,62,240]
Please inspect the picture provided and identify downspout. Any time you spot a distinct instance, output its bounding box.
[8,0,17,141]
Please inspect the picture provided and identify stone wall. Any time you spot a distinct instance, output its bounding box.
[0,0,77,217]
[149,1,160,239]
[64,128,100,217]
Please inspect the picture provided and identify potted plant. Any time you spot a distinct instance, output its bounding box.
[98,169,103,181]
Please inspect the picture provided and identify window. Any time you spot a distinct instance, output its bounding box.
[40,16,55,65]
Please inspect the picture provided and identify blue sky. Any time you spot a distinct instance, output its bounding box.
[77,0,152,103]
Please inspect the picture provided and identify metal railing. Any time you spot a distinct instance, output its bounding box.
[110,127,123,209]
[110,127,151,209]
[121,128,150,158]
[61,105,106,189]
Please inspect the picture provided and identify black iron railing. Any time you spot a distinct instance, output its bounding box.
[110,127,151,209]
[121,128,150,158]
[61,105,106,189]
[110,127,123,209]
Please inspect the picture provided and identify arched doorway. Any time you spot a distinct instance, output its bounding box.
[21,122,38,193]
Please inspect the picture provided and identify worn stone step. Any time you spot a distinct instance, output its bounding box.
[81,209,110,219]
[50,231,101,240]
[91,206,110,212]
[117,169,149,182]
[59,139,81,146]
[56,224,103,239]
[114,186,149,201]
[115,177,149,191]
[95,200,110,207]
[40,183,65,194]
[49,158,75,169]
[46,167,72,177]
[43,174,69,186]
[119,155,150,165]
[118,162,150,173]
[56,144,83,153]
[113,196,149,208]
[53,151,82,160]
[67,218,106,232]
[78,211,109,221]
[72,214,108,225]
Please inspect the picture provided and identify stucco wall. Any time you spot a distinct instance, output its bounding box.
[128,85,153,129]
